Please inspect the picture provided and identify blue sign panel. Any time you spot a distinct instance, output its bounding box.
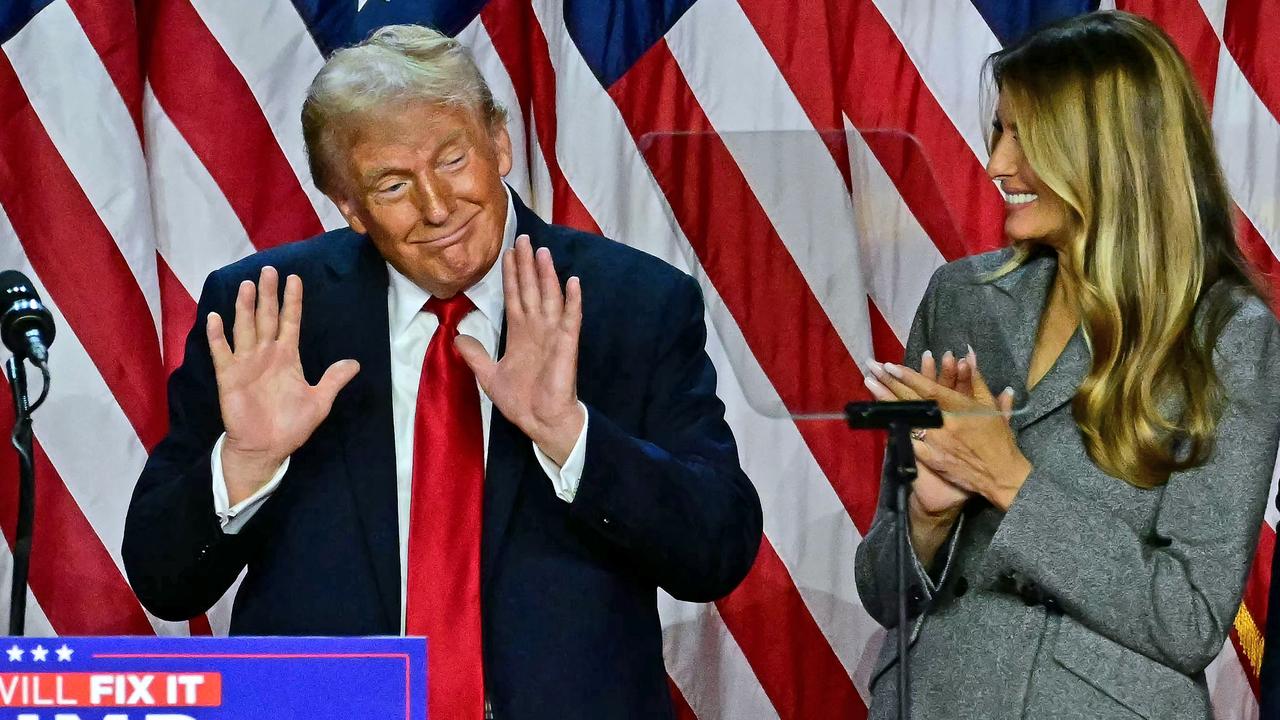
[0,636,426,719]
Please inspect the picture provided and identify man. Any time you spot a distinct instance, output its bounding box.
[123,24,762,720]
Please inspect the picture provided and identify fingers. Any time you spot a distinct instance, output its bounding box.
[207,312,233,371]
[278,274,304,347]
[879,360,968,404]
[315,359,361,406]
[255,266,280,347]
[563,276,583,338]
[938,350,957,390]
[232,280,256,351]
[536,247,562,316]
[966,345,996,405]
[955,357,973,397]
[920,350,937,382]
[863,370,896,400]
[502,250,521,321]
[866,359,921,400]
[515,234,541,316]
[998,386,1015,419]
[454,335,497,390]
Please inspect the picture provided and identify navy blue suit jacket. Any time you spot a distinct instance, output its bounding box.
[123,194,763,719]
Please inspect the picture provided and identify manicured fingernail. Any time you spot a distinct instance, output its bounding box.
[1003,386,1014,396]
[865,358,883,374]
[863,375,885,393]
[967,344,976,360]
[883,363,904,378]
[942,350,954,362]
[922,350,933,361]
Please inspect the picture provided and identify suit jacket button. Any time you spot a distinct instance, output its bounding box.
[952,576,968,598]
[907,586,927,617]
[1042,595,1062,613]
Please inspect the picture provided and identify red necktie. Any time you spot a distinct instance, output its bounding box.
[405,294,486,719]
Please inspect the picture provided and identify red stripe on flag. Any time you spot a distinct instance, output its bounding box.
[0,379,155,635]
[1117,0,1221,106]
[157,254,197,376]
[1223,0,1280,128]
[1242,523,1274,636]
[867,296,906,364]
[611,39,873,716]
[667,675,699,720]
[480,1,602,234]
[66,0,145,137]
[612,39,884,531]
[737,0,1003,261]
[0,55,167,451]
[138,0,324,250]
[716,540,866,720]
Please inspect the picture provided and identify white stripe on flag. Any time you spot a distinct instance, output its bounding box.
[188,0,344,230]
[666,0,875,367]
[457,19,535,205]
[3,1,161,334]
[0,541,56,638]
[870,0,1001,161]
[1213,49,1280,250]
[661,593,782,720]
[0,208,186,636]
[144,83,259,299]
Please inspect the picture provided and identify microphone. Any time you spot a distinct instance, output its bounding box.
[0,270,55,365]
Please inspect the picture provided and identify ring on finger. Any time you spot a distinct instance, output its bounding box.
[911,428,927,441]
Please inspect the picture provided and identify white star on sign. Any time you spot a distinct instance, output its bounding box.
[6,645,23,662]
[30,645,48,662]
[54,644,73,662]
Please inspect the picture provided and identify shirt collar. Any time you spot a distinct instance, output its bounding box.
[387,185,516,337]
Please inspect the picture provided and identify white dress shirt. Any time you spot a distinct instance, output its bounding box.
[211,187,590,631]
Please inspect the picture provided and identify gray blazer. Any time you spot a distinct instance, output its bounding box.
[854,248,1280,719]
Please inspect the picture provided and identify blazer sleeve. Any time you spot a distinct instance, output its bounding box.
[854,265,966,629]
[564,272,763,603]
[122,271,263,621]
[979,296,1280,675]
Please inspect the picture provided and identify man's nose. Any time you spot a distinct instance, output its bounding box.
[416,175,453,225]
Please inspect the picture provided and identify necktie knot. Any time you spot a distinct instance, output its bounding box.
[426,293,476,332]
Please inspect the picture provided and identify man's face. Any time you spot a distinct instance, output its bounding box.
[332,100,513,297]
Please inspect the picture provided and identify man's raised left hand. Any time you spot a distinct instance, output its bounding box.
[455,234,585,465]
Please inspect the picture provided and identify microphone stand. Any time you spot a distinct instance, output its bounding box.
[6,357,37,636]
[845,400,943,720]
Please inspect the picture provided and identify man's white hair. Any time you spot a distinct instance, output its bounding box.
[302,24,509,195]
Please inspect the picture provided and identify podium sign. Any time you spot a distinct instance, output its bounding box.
[0,636,426,719]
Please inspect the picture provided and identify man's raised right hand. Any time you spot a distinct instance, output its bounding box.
[206,266,360,505]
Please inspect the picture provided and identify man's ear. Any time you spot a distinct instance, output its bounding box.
[331,193,368,235]
[491,122,513,178]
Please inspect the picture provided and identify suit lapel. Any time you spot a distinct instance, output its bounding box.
[313,236,401,630]
[480,194,576,587]
[986,250,1090,431]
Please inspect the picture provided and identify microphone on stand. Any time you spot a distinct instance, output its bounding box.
[0,269,55,636]
[0,270,55,366]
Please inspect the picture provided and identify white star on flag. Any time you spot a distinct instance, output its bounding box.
[54,644,73,662]
[30,645,48,662]
[6,645,23,662]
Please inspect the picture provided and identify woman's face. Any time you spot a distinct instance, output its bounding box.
[987,93,1070,247]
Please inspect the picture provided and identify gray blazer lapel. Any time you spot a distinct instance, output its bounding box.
[985,250,1091,431]
[985,251,1055,402]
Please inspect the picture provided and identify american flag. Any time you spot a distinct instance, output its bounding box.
[1,0,1276,718]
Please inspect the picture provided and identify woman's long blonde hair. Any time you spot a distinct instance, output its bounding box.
[986,11,1262,488]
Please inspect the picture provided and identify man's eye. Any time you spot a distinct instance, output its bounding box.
[444,154,465,167]
[379,182,407,194]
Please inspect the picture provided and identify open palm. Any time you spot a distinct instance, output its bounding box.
[206,267,359,501]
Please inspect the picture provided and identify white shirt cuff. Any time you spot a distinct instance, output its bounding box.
[211,433,290,534]
[532,402,589,503]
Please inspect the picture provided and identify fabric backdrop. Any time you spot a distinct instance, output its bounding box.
[0,0,1276,717]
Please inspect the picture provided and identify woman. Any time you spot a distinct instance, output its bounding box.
[854,11,1280,719]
